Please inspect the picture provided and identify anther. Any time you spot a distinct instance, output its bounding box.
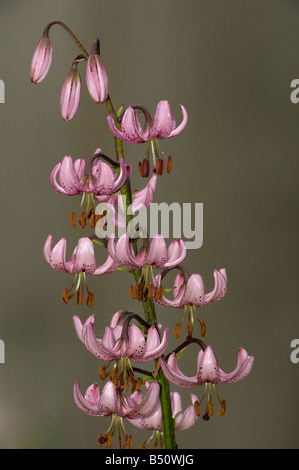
[174,323,180,339]
[167,155,173,173]
[218,399,226,417]
[79,212,86,228]
[139,158,150,178]
[62,288,69,304]
[155,158,165,175]
[194,400,200,417]
[86,292,95,307]
[70,212,77,227]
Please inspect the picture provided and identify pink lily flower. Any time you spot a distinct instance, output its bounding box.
[43,235,119,306]
[50,149,127,228]
[86,39,108,103]
[107,100,188,144]
[161,346,254,387]
[73,379,160,448]
[108,233,186,271]
[107,100,188,177]
[30,35,53,84]
[154,269,227,308]
[60,65,82,121]
[160,345,254,421]
[153,269,227,338]
[73,311,169,363]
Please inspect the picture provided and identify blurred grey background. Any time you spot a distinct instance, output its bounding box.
[0,0,298,449]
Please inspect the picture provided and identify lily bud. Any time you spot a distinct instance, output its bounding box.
[86,38,108,103]
[60,63,82,121]
[30,36,53,84]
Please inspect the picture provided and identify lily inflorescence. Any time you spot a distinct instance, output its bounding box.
[31,20,254,449]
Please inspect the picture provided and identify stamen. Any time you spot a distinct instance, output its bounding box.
[70,212,77,227]
[167,156,173,173]
[138,158,150,178]
[218,399,226,416]
[86,291,95,307]
[174,323,180,339]
[155,158,165,175]
[108,432,113,448]
[128,434,133,449]
[79,212,86,228]
[207,399,213,417]
[153,356,161,377]
[62,288,69,304]
[194,400,200,417]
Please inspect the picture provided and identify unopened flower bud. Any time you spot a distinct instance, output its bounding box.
[60,65,82,121]
[86,39,108,103]
[30,36,53,84]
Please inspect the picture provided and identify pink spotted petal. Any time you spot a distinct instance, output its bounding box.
[145,235,168,268]
[174,393,199,431]
[204,269,228,304]
[86,54,108,104]
[73,314,95,343]
[30,37,53,84]
[53,155,82,195]
[73,381,100,416]
[149,100,176,139]
[66,237,97,274]
[218,347,254,383]
[183,274,205,307]
[126,324,146,361]
[160,354,198,388]
[163,239,187,268]
[143,326,169,361]
[168,104,188,138]
[44,236,70,272]
[125,381,161,418]
[83,324,119,361]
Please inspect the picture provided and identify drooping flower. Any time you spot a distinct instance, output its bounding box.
[86,38,108,104]
[50,149,127,228]
[154,268,228,337]
[60,61,82,121]
[30,34,53,84]
[73,379,160,448]
[126,387,199,449]
[73,310,169,363]
[161,345,254,421]
[107,100,188,176]
[107,232,187,301]
[43,235,119,306]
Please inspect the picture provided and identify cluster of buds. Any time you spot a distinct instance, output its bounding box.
[32,21,254,449]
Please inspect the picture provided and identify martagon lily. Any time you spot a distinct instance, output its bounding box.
[73,311,169,386]
[73,379,160,448]
[43,235,119,306]
[107,100,188,176]
[50,149,127,228]
[154,268,228,337]
[161,345,254,421]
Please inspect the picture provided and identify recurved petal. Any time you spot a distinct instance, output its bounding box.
[46,236,70,272]
[73,314,95,343]
[218,347,254,383]
[204,269,227,304]
[163,238,187,268]
[73,381,100,416]
[168,104,188,138]
[55,156,82,195]
[84,324,117,361]
[143,326,169,361]
[174,393,199,431]
[92,254,119,275]
[160,354,198,388]
[126,381,161,418]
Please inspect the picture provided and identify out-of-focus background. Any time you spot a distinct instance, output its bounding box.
[0,0,298,449]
